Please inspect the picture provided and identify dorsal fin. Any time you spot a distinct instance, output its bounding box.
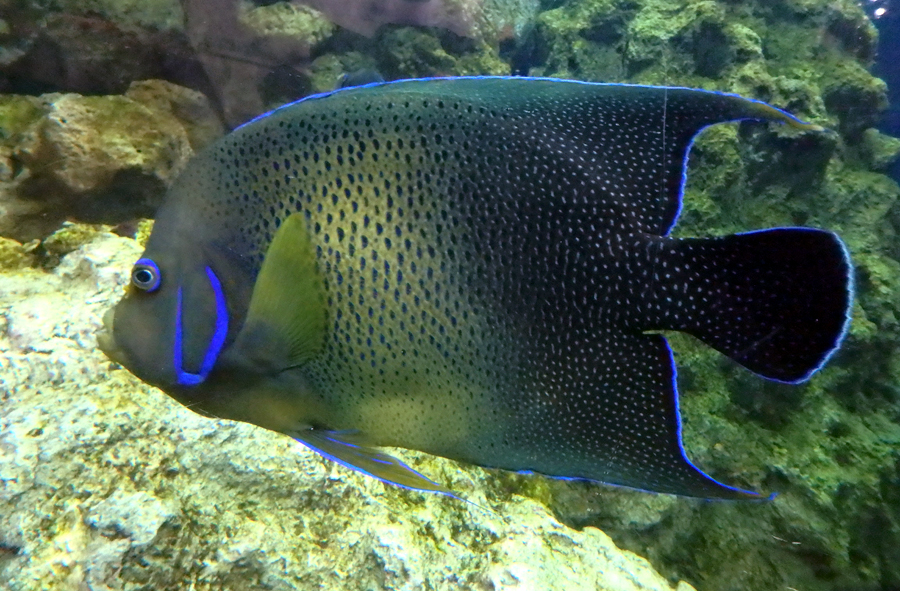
[338,77,822,235]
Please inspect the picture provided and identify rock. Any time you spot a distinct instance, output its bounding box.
[859,128,900,173]
[125,79,225,152]
[296,0,478,38]
[181,0,325,127]
[518,3,900,590]
[0,233,696,590]
[0,236,36,270]
[0,12,200,97]
[242,2,335,42]
[52,0,184,30]
[25,93,189,194]
[821,59,890,139]
[0,83,221,242]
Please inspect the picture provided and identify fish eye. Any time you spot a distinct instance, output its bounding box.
[131,258,161,292]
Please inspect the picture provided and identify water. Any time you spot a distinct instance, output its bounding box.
[871,0,900,183]
[0,1,898,591]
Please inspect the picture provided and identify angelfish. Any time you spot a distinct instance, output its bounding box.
[98,77,853,499]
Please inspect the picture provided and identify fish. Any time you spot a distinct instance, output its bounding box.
[97,76,853,499]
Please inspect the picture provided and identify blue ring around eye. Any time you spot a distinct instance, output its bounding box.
[132,258,161,292]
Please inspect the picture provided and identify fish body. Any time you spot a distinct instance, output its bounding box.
[99,77,852,499]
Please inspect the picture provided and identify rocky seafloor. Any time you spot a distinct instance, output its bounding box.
[1,0,900,590]
[0,229,695,590]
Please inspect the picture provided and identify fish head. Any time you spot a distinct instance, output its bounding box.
[98,234,252,396]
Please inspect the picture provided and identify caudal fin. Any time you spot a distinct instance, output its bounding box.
[646,228,852,382]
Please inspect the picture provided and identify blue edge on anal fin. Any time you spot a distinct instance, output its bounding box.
[291,428,460,499]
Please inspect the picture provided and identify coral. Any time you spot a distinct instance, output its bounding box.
[0,233,697,591]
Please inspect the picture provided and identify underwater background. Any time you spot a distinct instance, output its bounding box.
[0,0,898,590]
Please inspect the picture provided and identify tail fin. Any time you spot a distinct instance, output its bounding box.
[645,228,852,382]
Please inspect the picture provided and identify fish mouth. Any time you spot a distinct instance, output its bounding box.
[96,307,125,365]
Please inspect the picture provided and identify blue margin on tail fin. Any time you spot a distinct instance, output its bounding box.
[731,228,855,384]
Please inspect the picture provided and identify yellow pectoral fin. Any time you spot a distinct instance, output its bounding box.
[232,213,326,371]
[291,428,457,497]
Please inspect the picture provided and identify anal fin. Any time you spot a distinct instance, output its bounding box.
[291,428,457,498]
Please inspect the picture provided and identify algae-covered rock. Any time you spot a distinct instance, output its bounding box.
[379,27,510,79]
[307,53,381,93]
[25,94,189,193]
[50,0,183,30]
[1,0,899,589]
[0,234,695,591]
[0,12,194,97]
[0,237,36,270]
[0,96,43,147]
[0,83,221,243]
[240,2,335,43]
[125,80,225,152]
[860,128,900,172]
[40,221,114,265]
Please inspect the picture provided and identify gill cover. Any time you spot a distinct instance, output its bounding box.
[174,266,228,385]
[104,252,230,390]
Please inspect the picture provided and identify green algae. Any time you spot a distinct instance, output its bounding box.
[0,236,36,270]
[240,2,334,45]
[379,28,510,79]
[859,129,900,172]
[531,0,634,80]
[0,95,42,146]
[41,222,113,261]
[43,0,183,29]
[133,219,154,248]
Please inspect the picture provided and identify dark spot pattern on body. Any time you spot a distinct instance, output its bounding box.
[100,78,852,499]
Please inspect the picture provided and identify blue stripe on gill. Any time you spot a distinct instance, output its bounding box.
[174,267,229,386]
